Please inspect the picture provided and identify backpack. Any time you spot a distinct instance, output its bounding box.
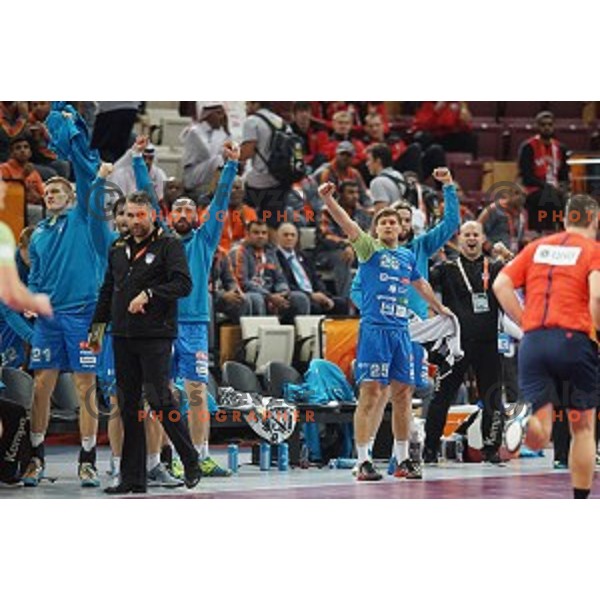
[253,111,306,186]
[0,397,31,484]
[380,171,407,199]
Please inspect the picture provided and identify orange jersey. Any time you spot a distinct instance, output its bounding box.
[501,231,600,334]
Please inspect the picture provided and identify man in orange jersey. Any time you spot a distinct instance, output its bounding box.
[494,194,600,499]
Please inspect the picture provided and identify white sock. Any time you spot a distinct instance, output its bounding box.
[82,436,96,452]
[368,437,375,456]
[357,444,370,464]
[112,456,121,475]
[31,432,45,448]
[394,440,409,464]
[195,443,209,460]
[147,453,160,471]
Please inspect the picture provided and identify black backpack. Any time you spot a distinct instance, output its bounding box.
[253,112,306,186]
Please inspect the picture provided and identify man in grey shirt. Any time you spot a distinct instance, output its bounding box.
[366,143,407,212]
[240,102,290,231]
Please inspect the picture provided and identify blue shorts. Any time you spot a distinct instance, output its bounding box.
[171,323,209,383]
[96,334,116,398]
[519,329,599,413]
[30,309,97,372]
[0,326,27,368]
[355,323,414,386]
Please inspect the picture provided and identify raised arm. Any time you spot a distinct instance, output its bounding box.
[317,182,363,242]
[198,142,240,254]
[420,168,461,256]
[87,162,116,261]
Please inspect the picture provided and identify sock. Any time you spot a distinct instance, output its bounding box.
[81,436,96,452]
[394,440,409,464]
[31,432,45,448]
[368,437,375,457]
[147,453,160,471]
[195,443,209,460]
[574,488,590,499]
[357,444,370,464]
[112,456,121,475]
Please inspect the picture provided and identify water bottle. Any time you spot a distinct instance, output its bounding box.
[227,444,239,473]
[259,442,271,471]
[277,443,289,472]
[455,436,464,463]
[328,458,357,469]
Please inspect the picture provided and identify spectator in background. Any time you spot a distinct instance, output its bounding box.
[91,101,140,162]
[0,137,45,224]
[181,102,231,200]
[240,102,292,230]
[403,170,442,229]
[162,177,184,218]
[478,184,526,258]
[276,222,347,315]
[290,101,328,169]
[321,110,366,165]
[110,143,167,203]
[413,101,477,156]
[211,246,251,322]
[198,176,257,252]
[28,101,70,180]
[314,141,370,206]
[283,177,320,227]
[0,102,28,163]
[230,220,310,322]
[518,111,569,234]
[366,143,406,212]
[316,180,371,298]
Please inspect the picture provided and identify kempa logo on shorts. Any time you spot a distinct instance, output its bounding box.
[533,245,582,266]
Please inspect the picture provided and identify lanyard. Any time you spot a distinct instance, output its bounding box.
[457,256,489,293]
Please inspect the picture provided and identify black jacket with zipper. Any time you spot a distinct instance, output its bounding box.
[92,228,192,339]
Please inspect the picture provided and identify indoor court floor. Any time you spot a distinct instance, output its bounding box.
[1,445,596,499]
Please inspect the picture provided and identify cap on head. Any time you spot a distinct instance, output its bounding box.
[336,141,355,156]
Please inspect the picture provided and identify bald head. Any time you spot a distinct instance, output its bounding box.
[459,220,485,260]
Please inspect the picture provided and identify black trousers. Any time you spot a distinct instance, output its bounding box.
[425,339,504,452]
[113,337,198,486]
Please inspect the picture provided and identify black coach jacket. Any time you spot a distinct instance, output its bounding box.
[92,227,192,339]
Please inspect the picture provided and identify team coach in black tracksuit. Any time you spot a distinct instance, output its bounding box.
[90,191,200,494]
[423,220,505,465]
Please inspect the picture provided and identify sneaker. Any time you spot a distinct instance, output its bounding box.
[79,463,101,487]
[22,457,45,487]
[504,403,531,453]
[168,457,184,479]
[199,457,232,478]
[553,459,569,470]
[356,460,383,482]
[147,463,184,488]
[482,448,506,466]
[218,387,256,411]
[423,447,439,465]
[394,459,423,480]
[387,455,397,475]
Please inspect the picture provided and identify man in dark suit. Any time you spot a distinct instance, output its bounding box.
[275,222,347,315]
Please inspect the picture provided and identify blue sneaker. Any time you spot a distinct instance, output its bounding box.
[22,457,45,487]
[387,455,397,475]
[79,463,101,488]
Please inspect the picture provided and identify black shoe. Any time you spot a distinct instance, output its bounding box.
[395,459,423,480]
[423,447,439,464]
[104,482,147,495]
[482,448,505,465]
[184,465,201,489]
[356,460,383,482]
